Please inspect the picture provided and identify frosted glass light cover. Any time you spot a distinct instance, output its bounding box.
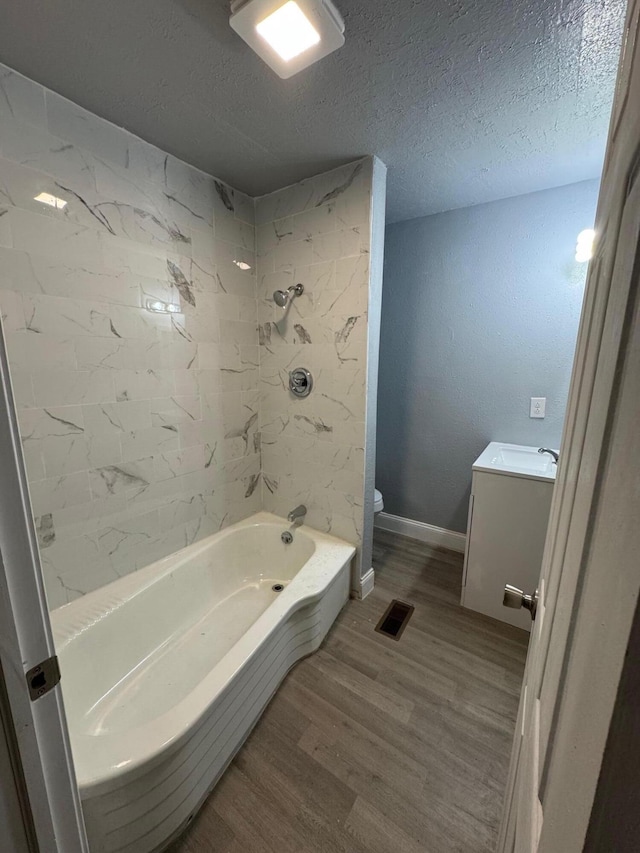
[230,0,345,79]
[256,2,321,62]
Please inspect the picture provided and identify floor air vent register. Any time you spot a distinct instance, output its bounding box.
[374,599,414,640]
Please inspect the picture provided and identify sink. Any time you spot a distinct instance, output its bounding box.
[473,442,557,481]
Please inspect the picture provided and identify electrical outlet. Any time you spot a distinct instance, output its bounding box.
[530,397,546,418]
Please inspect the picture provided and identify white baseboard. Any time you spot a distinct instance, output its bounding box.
[375,512,466,553]
[354,567,375,600]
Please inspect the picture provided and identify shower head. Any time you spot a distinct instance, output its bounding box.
[273,282,304,308]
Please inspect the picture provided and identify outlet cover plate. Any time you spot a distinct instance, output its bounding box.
[530,397,546,418]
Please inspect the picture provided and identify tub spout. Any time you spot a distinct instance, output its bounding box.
[287,505,307,525]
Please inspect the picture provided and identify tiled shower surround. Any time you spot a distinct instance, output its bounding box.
[255,164,372,548]
[0,63,378,607]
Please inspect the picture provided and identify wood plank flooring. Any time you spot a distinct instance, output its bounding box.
[170,529,529,853]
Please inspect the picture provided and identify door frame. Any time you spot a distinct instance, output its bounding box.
[498,0,640,846]
[0,317,88,852]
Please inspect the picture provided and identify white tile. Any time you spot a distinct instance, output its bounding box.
[86,510,160,559]
[0,206,12,248]
[309,160,369,209]
[190,226,216,266]
[41,434,91,478]
[269,238,314,272]
[165,181,214,232]
[46,91,130,168]
[50,493,128,541]
[0,289,25,332]
[0,156,99,232]
[100,233,169,279]
[312,228,363,262]
[108,521,191,574]
[40,536,118,590]
[257,217,294,256]
[212,179,237,219]
[255,179,315,225]
[31,369,115,407]
[19,405,84,440]
[334,252,370,291]
[158,492,207,531]
[234,190,255,226]
[177,417,219,450]
[9,207,102,266]
[0,67,46,128]
[150,395,201,427]
[7,367,34,408]
[126,138,169,187]
[124,472,190,516]
[29,471,91,515]
[120,426,179,463]
[6,332,77,370]
[22,293,112,337]
[175,367,221,396]
[21,437,45,481]
[86,435,122,469]
[154,445,205,481]
[109,304,166,341]
[75,337,146,370]
[0,247,43,295]
[219,320,258,347]
[136,368,176,399]
[5,248,139,305]
[82,400,152,436]
[291,204,336,241]
[145,338,198,370]
[0,118,98,198]
[88,458,156,498]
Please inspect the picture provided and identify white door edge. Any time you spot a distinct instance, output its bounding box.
[0,318,88,852]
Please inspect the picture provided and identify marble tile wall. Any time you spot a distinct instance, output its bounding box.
[255,158,374,572]
[0,63,260,608]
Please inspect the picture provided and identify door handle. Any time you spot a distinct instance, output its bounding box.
[503,584,538,621]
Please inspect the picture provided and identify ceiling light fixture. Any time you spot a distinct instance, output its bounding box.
[34,192,67,210]
[230,0,345,79]
[257,2,320,61]
[233,259,252,270]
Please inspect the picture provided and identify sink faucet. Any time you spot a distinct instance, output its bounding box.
[287,505,307,525]
[538,448,559,464]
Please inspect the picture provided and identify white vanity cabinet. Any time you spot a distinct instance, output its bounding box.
[461,442,556,631]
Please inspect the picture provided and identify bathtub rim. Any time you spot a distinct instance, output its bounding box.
[51,511,355,798]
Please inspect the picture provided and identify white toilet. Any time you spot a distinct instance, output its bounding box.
[374,488,384,515]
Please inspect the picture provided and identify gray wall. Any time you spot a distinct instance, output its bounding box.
[376,179,600,533]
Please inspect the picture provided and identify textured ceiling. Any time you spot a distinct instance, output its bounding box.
[0,0,625,222]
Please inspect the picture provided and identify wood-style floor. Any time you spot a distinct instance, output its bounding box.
[170,530,529,853]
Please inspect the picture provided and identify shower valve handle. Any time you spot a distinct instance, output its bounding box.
[288,367,313,398]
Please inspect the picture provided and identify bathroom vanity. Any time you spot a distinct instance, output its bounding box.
[461,442,556,631]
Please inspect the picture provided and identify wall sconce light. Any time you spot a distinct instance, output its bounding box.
[230,0,345,79]
[575,228,595,263]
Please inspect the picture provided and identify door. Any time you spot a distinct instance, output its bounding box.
[0,690,32,853]
[498,0,640,849]
[0,315,89,851]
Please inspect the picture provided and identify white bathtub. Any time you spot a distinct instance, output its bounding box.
[51,511,354,853]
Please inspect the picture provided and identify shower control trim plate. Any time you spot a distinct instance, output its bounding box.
[289,367,313,398]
